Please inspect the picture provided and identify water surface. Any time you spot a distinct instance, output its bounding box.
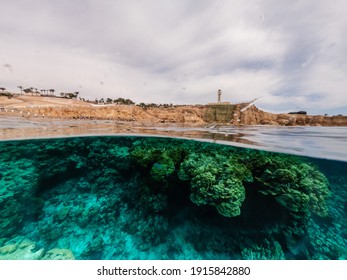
[1,117,347,161]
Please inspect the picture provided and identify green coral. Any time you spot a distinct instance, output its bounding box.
[177,145,330,219]
[179,153,247,217]
[241,239,285,260]
[256,159,330,217]
[150,159,175,182]
[130,143,187,183]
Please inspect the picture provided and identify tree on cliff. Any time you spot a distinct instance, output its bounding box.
[23,88,33,94]
[114,97,135,105]
[61,92,79,99]
[138,102,147,109]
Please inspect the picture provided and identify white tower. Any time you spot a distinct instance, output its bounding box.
[217,89,222,103]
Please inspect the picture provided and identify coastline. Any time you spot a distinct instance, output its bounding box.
[1,95,347,128]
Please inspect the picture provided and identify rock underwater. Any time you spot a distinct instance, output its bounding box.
[0,236,74,260]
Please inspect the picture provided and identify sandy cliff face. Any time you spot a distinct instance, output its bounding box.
[145,106,205,124]
[0,96,206,125]
[36,105,206,125]
[1,96,347,126]
[236,105,347,126]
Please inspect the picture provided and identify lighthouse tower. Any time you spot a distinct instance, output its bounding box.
[207,89,230,105]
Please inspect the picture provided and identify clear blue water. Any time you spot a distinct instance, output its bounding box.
[0,127,346,260]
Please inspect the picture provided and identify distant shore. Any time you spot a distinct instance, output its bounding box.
[1,95,347,127]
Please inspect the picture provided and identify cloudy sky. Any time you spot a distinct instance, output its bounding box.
[1,0,347,115]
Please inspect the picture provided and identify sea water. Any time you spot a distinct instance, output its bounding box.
[0,134,346,260]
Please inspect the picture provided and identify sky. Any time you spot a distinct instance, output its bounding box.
[1,0,347,115]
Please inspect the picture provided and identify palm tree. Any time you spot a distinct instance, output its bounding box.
[49,89,55,96]
[23,88,32,94]
[18,86,23,94]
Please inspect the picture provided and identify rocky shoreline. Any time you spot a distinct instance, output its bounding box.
[1,95,347,126]
[232,104,347,126]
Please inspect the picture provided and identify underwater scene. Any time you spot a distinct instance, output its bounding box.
[0,136,346,260]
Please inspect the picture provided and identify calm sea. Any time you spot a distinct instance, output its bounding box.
[0,118,346,260]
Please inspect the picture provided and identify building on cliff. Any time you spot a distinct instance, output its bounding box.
[207,89,231,106]
[204,89,237,123]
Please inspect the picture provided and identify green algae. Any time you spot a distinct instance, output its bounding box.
[0,136,346,260]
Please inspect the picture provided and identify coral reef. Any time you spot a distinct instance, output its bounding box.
[0,136,345,260]
[254,158,330,217]
[241,239,285,260]
[130,141,187,184]
[178,153,247,217]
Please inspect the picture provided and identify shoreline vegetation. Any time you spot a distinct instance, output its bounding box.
[1,91,347,127]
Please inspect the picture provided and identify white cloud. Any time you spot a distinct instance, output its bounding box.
[1,0,346,114]
[302,61,347,106]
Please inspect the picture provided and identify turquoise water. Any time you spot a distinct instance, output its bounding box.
[0,136,346,260]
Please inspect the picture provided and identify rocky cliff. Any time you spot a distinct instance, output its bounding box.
[1,96,347,126]
[232,105,347,126]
